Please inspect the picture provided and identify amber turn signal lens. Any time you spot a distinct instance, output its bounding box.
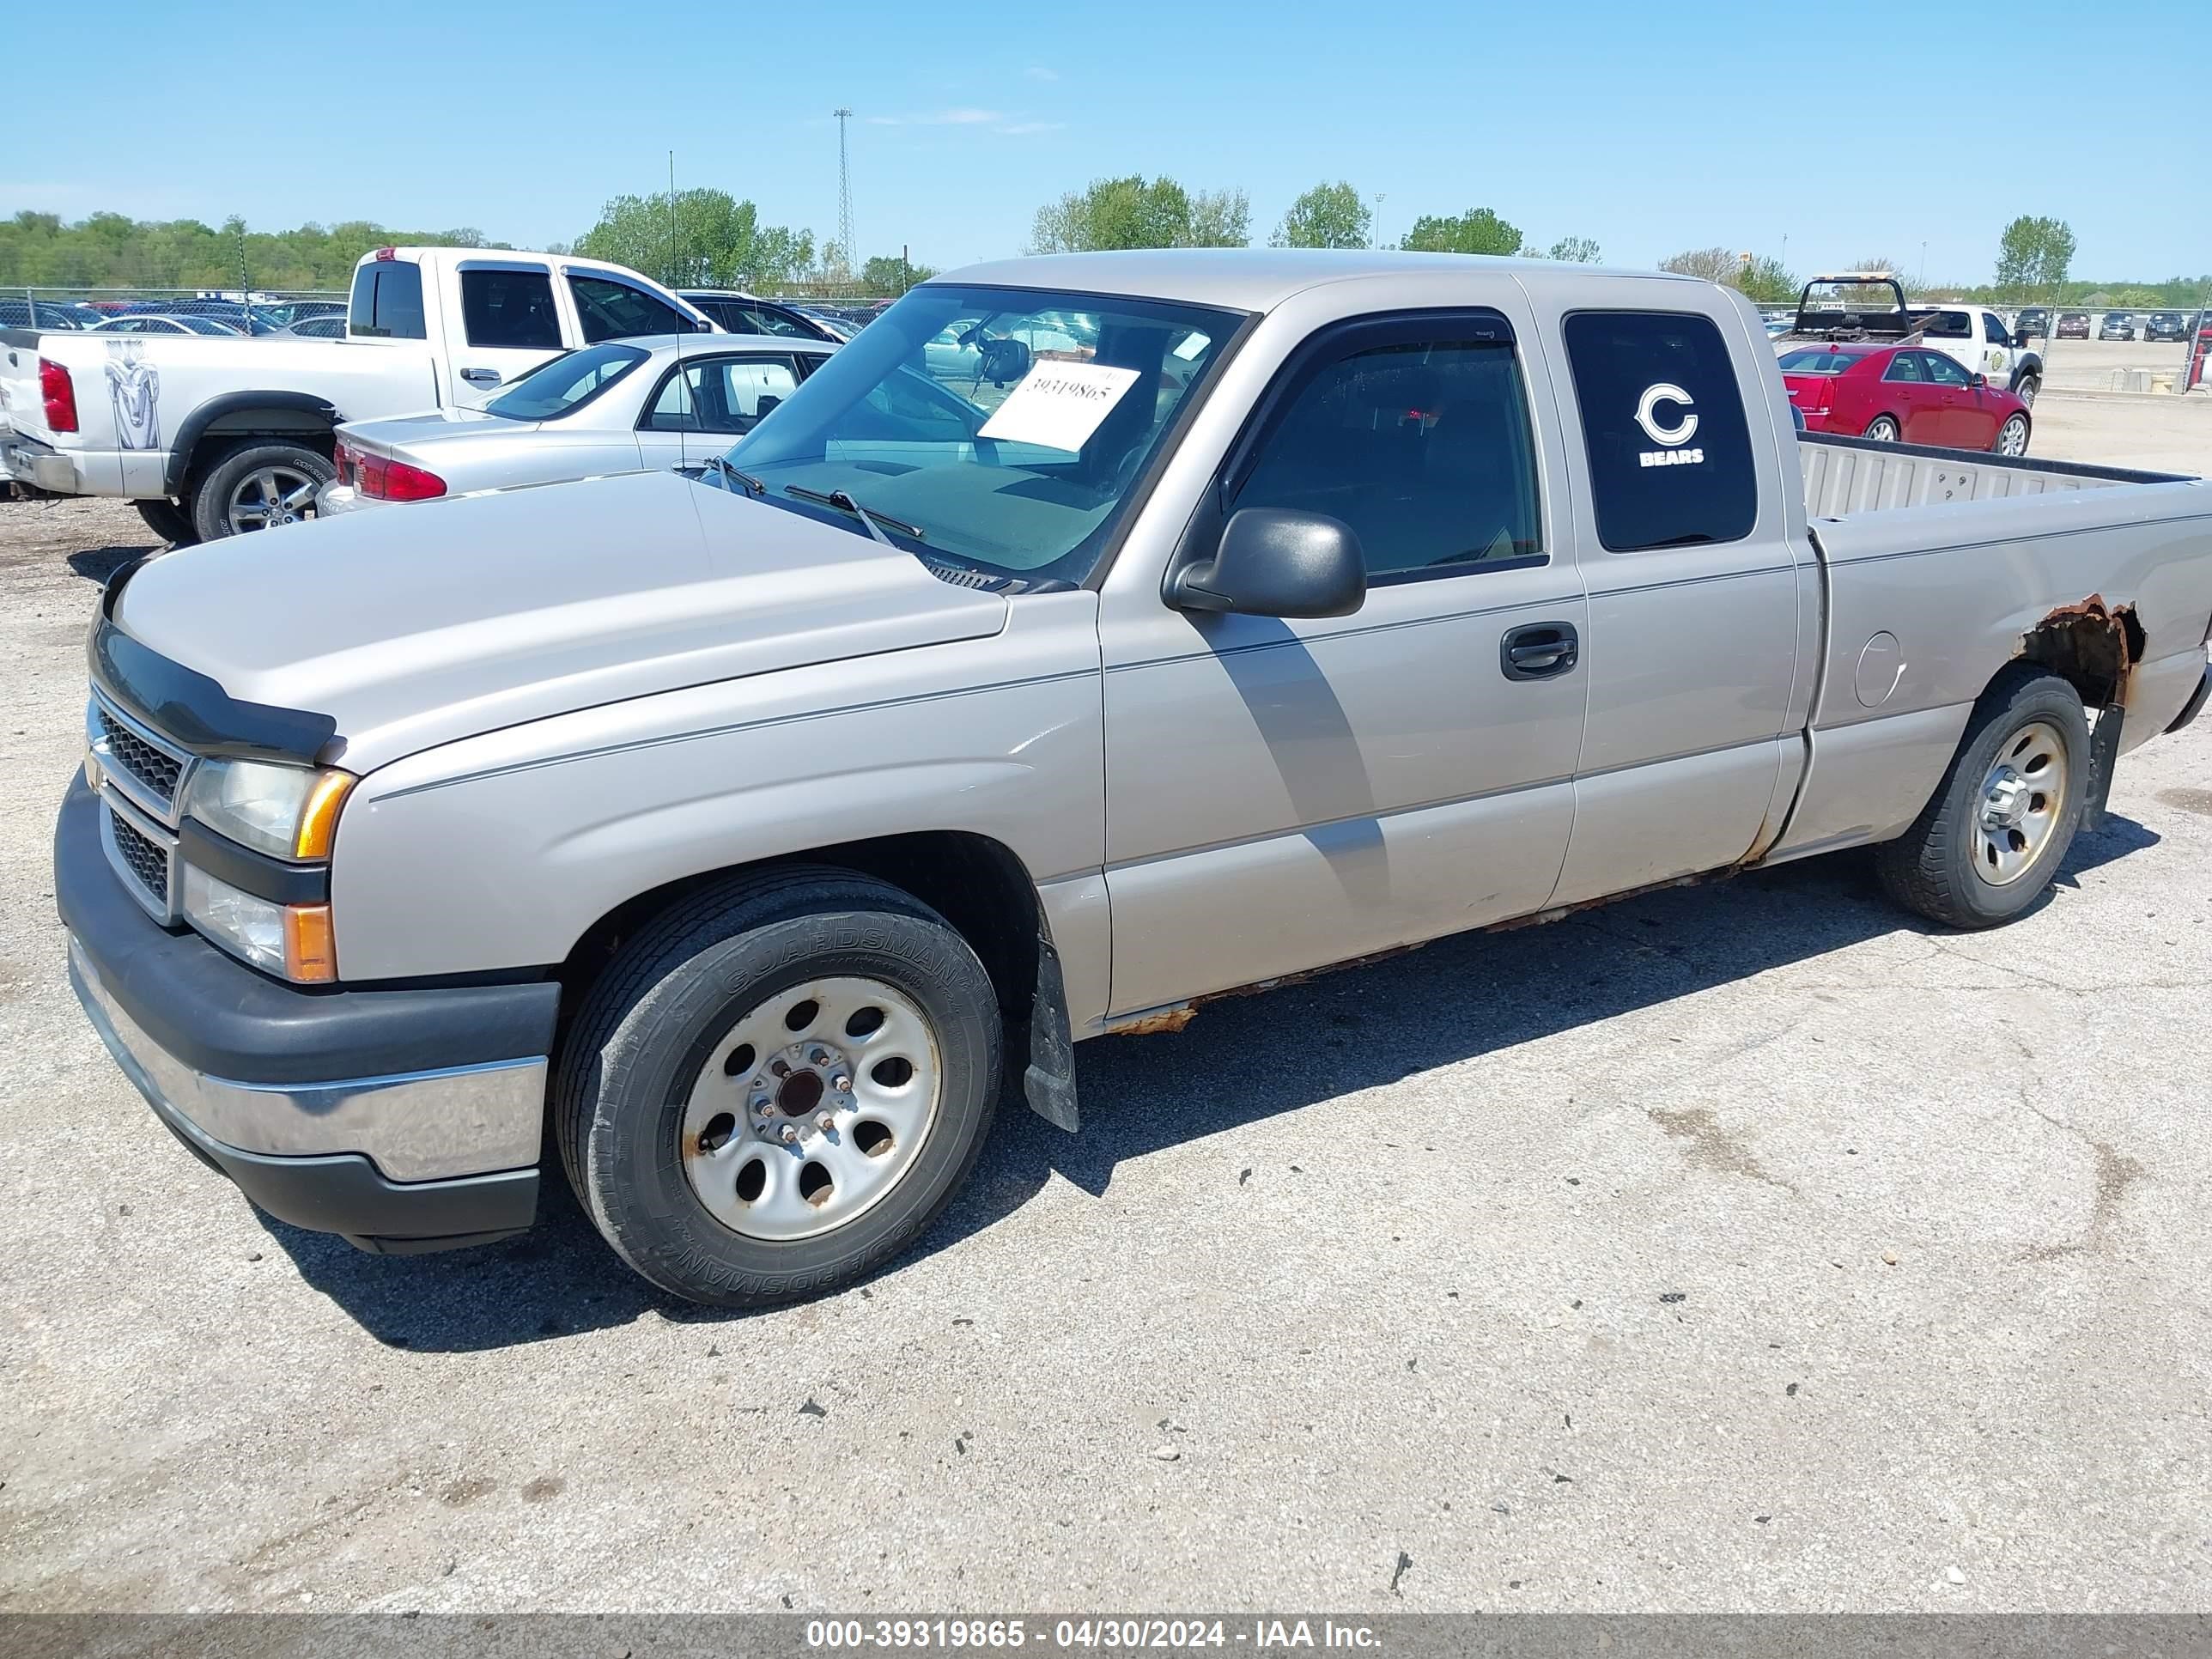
[284,903,337,983]
[294,771,356,860]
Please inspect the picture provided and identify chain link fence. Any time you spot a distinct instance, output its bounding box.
[3,285,348,337]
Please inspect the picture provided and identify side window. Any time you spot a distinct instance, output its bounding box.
[460,268,561,350]
[738,304,810,339]
[1982,313,2008,343]
[1923,353,1970,386]
[570,275,689,343]
[644,369,696,431]
[348,261,426,340]
[1231,329,1544,580]
[641,356,799,434]
[1882,352,1925,383]
[1923,311,1970,338]
[1560,310,1756,553]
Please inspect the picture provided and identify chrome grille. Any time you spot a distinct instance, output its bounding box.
[96,705,185,809]
[106,804,170,908]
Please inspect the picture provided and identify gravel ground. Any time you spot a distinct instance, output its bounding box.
[2,479,2210,1614]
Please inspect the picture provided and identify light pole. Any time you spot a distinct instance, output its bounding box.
[1370,192,1386,251]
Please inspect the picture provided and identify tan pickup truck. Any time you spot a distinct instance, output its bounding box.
[58,251,2212,1306]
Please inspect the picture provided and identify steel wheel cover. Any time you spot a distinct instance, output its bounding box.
[1973,720,2068,886]
[679,976,943,1242]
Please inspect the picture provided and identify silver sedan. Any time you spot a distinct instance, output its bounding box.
[319,333,836,515]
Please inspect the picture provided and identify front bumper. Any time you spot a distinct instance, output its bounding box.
[58,776,557,1252]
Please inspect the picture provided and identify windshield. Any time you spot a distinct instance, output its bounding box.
[717,283,1240,586]
[484,343,649,420]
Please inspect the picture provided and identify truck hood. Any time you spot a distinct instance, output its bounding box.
[112,470,1008,772]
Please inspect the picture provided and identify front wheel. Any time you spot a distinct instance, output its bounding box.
[554,867,1002,1307]
[1994,412,2031,457]
[1863,415,1900,442]
[1875,668,2090,928]
[188,440,334,542]
[2014,374,2039,406]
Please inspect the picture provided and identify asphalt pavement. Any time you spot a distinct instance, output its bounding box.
[3,499,2209,1613]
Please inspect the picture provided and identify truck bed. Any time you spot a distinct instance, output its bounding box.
[1799,431,2191,516]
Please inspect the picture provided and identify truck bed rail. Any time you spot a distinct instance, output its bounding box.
[1800,432,2192,519]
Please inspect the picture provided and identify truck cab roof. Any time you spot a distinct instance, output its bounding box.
[933,249,1701,313]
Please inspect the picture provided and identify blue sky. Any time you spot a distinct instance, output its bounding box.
[10,0,2206,283]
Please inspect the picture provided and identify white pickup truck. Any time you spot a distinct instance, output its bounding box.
[0,246,712,544]
[1783,275,2043,404]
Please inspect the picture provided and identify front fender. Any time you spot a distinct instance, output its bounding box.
[325,605,1107,982]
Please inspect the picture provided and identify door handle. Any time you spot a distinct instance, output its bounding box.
[459,368,501,386]
[1501,622,1578,681]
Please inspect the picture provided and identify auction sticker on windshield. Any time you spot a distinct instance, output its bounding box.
[978,361,1143,453]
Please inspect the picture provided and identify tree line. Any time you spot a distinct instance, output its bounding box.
[7,199,2204,309]
[0,210,507,290]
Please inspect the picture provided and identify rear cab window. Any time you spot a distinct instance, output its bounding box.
[1561,311,1755,552]
[348,260,427,339]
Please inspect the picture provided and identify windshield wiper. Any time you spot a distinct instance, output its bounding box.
[784,483,924,545]
[700,455,766,495]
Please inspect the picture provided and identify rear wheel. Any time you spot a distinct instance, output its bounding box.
[133,497,198,546]
[554,867,1002,1307]
[1863,415,1900,442]
[1875,668,2090,928]
[188,440,333,543]
[1994,412,2031,457]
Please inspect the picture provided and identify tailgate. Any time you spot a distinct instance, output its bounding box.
[0,332,50,447]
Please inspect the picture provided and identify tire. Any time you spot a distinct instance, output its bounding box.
[1863,415,1900,442]
[187,439,333,543]
[2014,373,2039,406]
[1875,668,2091,929]
[133,497,198,546]
[1993,412,2031,457]
[554,866,1002,1307]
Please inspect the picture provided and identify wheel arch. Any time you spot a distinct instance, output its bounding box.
[164,392,345,497]
[2009,598,2143,712]
[556,829,1077,1130]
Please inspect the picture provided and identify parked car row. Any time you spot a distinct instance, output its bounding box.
[1904,305,2208,346]
[49,249,2212,1307]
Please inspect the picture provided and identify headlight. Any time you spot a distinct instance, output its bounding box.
[183,760,355,860]
[180,865,337,983]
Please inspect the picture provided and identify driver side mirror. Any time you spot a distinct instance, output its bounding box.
[1971,372,1988,388]
[1170,508,1366,619]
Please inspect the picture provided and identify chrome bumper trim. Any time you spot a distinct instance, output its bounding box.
[68,938,547,1183]
[2,440,77,491]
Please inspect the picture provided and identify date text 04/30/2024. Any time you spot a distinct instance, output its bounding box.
[804,1620,1382,1650]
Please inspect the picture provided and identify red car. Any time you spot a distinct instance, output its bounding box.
[1780,343,2032,455]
